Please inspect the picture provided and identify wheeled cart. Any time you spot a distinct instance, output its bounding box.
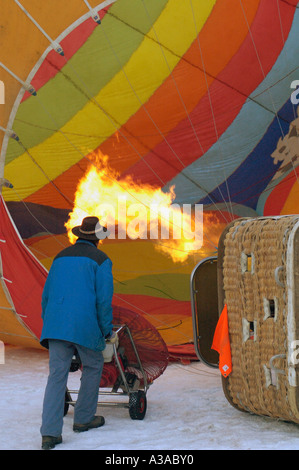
[64,306,169,420]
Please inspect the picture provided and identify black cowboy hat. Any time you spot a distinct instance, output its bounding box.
[71,216,110,241]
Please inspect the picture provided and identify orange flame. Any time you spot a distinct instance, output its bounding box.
[65,152,206,263]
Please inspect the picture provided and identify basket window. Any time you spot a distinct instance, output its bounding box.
[241,252,254,274]
[263,298,277,321]
[242,318,257,342]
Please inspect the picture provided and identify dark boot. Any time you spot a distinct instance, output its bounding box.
[73,415,105,433]
[41,435,62,450]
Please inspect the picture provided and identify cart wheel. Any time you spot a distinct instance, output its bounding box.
[64,390,71,416]
[129,390,147,420]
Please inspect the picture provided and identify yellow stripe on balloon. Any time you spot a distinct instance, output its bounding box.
[4,0,216,201]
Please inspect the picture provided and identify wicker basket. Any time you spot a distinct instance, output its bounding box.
[217,215,299,423]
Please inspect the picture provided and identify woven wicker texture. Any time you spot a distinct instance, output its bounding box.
[219,216,299,423]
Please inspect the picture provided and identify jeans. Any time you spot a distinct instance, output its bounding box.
[40,339,104,437]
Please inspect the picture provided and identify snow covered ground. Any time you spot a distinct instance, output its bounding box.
[1,345,299,451]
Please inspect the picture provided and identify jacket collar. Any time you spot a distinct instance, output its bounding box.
[75,239,96,248]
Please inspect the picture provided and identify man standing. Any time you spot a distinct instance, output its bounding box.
[40,216,115,450]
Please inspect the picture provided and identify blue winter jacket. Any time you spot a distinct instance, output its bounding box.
[40,239,113,351]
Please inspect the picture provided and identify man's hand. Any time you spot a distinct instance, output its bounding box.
[105,331,118,344]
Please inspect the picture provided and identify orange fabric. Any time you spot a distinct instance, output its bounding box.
[212,304,232,377]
